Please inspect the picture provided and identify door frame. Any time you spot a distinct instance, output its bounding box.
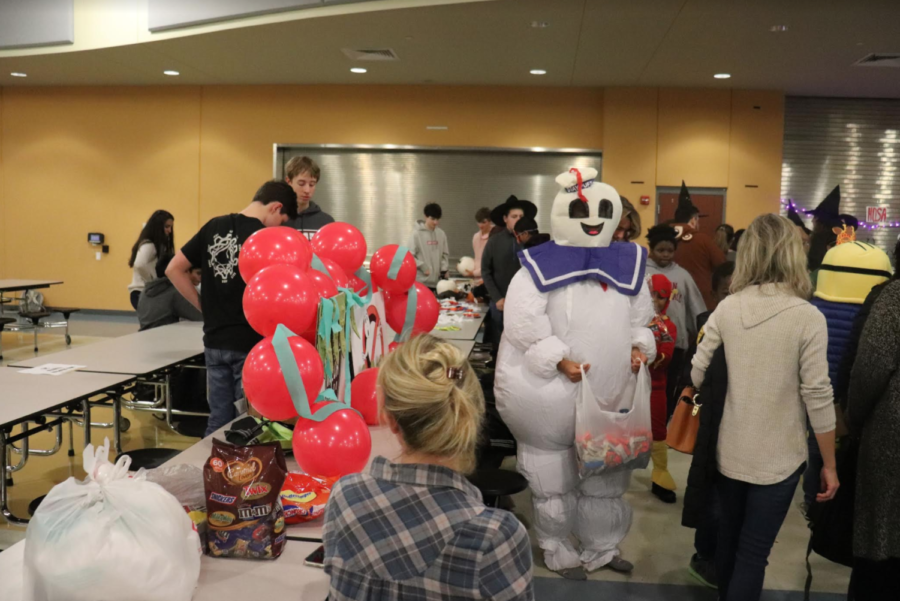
[655,186,728,225]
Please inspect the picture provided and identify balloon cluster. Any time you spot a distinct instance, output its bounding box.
[239,223,372,478]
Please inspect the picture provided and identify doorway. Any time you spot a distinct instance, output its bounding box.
[656,187,726,238]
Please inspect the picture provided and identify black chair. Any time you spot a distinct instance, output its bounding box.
[19,311,51,352]
[0,316,16,359]
[467,469,528,508]
[118,448,181,471]
[46,306,81,346]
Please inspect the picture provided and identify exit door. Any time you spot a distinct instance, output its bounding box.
[656,187,726,238]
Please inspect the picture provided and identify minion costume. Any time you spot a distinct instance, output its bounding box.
[805,225,892,506]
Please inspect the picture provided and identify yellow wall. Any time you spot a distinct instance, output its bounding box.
[0,84,782,310]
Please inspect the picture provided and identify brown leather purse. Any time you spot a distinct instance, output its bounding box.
[666,386,702,454]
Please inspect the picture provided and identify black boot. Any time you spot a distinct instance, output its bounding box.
[652,483,677,504]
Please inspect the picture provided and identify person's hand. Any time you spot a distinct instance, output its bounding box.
[441,271,449,280]
[496,298,505,311]
[558,360,590,383]
[631,347,648,373]
[425,270,431,277]
[817,466,840,502]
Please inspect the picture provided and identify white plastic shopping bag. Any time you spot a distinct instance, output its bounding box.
[574,364,653,477]
[23,439,201,601]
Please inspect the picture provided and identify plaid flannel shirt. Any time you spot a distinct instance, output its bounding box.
[323,457,534,601]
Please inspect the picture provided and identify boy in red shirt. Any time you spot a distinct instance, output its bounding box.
[648,273,678,503]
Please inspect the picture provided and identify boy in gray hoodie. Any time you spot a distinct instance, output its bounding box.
[283,156,335,239]
[407,203,450,290]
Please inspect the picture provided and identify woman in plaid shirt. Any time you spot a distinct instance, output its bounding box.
[322,335,534,600]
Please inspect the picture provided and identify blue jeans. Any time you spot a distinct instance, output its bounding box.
[205,348,247,436]
[803,423,823,508]
[716,464,804,601]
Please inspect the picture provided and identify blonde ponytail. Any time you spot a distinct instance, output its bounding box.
[377,335,485,474]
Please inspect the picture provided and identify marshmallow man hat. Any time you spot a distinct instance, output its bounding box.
[550,167,622,248]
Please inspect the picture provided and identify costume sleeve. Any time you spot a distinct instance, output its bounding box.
[681,270,708,344]
[692,310,722,387]
[799,309,836,434]
[654,320,678,370]
[478,513,535,601]
[629,279,657,362]
[440,230,450,273]
[848,283,900,435]
[482,238,502,300]
[503,270,570,379]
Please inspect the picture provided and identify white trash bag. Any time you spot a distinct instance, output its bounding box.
[24,440,201,601]
[574,364,652,478]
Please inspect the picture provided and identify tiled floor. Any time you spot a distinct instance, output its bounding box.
[0,315,852,598]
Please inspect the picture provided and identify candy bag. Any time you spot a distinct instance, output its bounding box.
[281,473,337,524]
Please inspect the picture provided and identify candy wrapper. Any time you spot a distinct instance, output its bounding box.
[281,473,338,524]
[574,364,652,478]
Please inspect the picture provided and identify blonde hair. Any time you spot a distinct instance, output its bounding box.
[377,335,485,474]
[731,213,812,299]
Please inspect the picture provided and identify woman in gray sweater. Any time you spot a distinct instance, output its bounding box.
[691,214,838,601]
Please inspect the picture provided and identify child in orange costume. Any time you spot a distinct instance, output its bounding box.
[647,273,678,503]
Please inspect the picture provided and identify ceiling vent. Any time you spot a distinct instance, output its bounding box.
[854,53,900,67]
[341,48,399,61]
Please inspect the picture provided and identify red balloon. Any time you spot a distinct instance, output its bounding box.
[243,265,318,337]
[311,223,367,274]
[299,270,340,343]
[239,226,313,283]
[292,409,372,478]
[243,335,324,421]
[316,256,350,290]
[347,273,368,295]
[388,342,401,353]
[350,368,380,425]
[369,245,417,294]
[385,283,440,336]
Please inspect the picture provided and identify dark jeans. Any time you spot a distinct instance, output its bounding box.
[129,290,141,310]
[803,423,823,508]
[489,301,505,360]
[716,464,804,601]
[849,558,900,601]
[694,487,721,560]
[666,348,687,419]
[205,347,247,436]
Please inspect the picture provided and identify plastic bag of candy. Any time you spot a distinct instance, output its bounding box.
[281,473,338,524]
[575,364,652,478]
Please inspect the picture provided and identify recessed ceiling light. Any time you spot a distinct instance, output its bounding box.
[531,21,550,29]
[769,25,788,32]
[714,73,731,79]
[350,67,367,74]
[163,70,180,76]
[10,72,27,77]
[530,69,547,75]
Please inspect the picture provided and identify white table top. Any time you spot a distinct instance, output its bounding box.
[0,279,63,293]
[431,312,486,341]
[447,339,475,356]
[0,537,329,601]
[165,418,403,541]
[9,321,203,376]
[0,369,133,428]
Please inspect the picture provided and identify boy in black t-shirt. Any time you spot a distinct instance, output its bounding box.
[167,180,298,435]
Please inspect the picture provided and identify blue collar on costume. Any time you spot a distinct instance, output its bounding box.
[518,241,647,296]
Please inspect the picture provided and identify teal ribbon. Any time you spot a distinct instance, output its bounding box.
[353,267,373,305]
[394,284,418,343]
[271,324,357,423]
[316,299,341,384]
[311,254,330,279]
[387,246,410,279]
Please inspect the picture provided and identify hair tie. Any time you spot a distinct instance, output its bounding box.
[447,367,464,381]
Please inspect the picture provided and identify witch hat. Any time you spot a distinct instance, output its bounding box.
[674,181,707,222]
[787,206,811,234]
[811,185,841,222]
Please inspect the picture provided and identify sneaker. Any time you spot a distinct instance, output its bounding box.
[652,483,677,504]
[558,566,587,581]
[607,556,634,573]
[688,554,718,589]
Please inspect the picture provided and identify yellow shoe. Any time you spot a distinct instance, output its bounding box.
[651,441,677,491]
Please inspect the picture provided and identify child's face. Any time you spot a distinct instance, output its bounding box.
[714,275,733,303]
[478,219,493,234]
[650,240,676,267]
[425,216,440,230]
[286,171,318,205]
[652,292,668,314]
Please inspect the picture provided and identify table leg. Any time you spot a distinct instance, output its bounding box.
[113,394,122,455]
[82,399,91,449]
[165,373,175,429]
[0,429,29,525]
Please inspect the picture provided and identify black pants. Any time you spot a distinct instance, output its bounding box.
[849,558,900,601]
[129,290,141,310]
[666,348,687,419]
[694,487,720,560]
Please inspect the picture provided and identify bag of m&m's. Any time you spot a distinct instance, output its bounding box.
[281,473,337,525]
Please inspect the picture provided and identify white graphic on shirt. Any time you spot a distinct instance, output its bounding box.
[208,231,241,283]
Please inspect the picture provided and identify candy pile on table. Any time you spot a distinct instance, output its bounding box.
[576,429,653,476]
[439,299,482,319]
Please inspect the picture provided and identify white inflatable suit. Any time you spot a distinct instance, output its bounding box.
[495,168,656,572]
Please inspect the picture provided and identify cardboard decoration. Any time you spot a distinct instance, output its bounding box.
[349,291,397,377]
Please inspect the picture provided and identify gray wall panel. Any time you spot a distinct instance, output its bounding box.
[149,0,321,32]
[275,146,602,262]
[0,0,73,50]
[781,96,900,254]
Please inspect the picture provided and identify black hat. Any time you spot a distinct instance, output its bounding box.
[514,217,539,234]
[674,181,707,222]
[810,185,841,221]
[253,180,297,206]
[787,206,811,234]
[490,195,538,227]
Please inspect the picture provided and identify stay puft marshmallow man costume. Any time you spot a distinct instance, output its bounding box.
[495,168,656,572]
